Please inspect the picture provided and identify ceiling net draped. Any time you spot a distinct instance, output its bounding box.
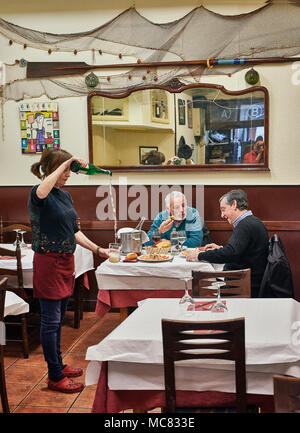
[1,0,300,100]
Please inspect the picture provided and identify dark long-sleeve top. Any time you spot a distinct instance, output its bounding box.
[28,185,79,254]
[197,215,269,297]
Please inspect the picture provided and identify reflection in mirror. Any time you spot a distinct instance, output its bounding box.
[88,84,268,171]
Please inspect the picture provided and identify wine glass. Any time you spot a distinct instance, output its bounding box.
[211,280,228,313]
[19,231,28,249]
[13,229,21,246]
[179,277,195,317]
[170,230,179,256]
[152,230,161,244]
[177,231,187,253]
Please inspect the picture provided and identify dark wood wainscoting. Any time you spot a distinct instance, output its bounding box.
[0,185,299,306]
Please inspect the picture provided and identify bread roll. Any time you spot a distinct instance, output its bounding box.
[126,252,138,260]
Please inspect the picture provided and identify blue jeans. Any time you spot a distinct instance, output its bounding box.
[39,297,69,382]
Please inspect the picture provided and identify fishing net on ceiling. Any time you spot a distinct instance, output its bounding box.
[2,0,300,100]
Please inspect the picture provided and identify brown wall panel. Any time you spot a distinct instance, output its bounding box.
[1,185,299,304]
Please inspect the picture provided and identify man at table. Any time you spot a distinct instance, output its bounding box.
[145,191,204,248]
[187,189,269,297]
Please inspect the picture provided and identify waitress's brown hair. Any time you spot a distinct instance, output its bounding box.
[31,148,72,180]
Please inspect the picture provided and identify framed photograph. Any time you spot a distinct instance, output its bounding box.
[178,99,186,125]
[91,95,129,121]
[187,99,193,128]
[150,90,169,124]
[139,146,158,164]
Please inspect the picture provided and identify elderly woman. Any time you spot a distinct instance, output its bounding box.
[28,148,110,393]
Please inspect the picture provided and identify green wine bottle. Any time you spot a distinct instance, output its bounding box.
[70,161,112,176]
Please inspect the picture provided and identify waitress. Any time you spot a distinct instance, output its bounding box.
[28,147,110,393]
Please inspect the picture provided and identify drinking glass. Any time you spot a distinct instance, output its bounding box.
[170,230,179,255]
[152,230,161,244]
[13,229,21,246]
[179,277,195,317]
[108,242,121,263]
[177,231,187,253]
[19,230,28,249]
[211,281,228,312]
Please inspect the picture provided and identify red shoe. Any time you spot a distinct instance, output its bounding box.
[62,365,83,378]
[48,377,84,393]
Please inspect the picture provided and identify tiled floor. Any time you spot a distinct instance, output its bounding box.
[2,310,121,413]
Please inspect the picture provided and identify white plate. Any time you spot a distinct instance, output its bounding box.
[137,255,172,263]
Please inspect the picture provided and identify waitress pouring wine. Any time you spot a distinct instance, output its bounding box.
[28,148,115,394]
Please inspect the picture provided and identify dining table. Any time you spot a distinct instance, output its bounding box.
[95,253,224,320]
[0,243,94,326]
[85,297,300,413]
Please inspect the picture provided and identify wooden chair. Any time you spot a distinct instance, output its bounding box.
[273,375,300,413]
[0,223,32,244]
[0,277,10,413]
[192,269,251,298]
[0,240,29,358]
[161,317,247,413]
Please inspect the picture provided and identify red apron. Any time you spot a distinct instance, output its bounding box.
[33,252,75,300]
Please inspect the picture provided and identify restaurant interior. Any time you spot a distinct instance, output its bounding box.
[0,0,300,415]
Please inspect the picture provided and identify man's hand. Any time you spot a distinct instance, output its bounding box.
[186,249,200,262]
[159,218,174,234]
[203,243,222,251]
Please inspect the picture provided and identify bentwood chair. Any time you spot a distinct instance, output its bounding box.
[161,317,247,413]
[273,375,300,413]
[0,240,29,358]
[0,277,10,413]
[192,269,251,298]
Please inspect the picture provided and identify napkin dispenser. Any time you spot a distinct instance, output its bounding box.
[119,230,142,254]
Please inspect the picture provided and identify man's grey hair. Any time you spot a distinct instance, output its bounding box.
[165,191,187,209]
[219,189,248,210]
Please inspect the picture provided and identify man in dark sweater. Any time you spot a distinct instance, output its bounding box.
[187,189,269,297]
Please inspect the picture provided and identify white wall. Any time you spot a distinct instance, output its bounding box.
[0,0,299,186]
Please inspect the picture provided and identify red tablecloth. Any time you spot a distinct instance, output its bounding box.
[96,289,186,318]
[91,362,274,413]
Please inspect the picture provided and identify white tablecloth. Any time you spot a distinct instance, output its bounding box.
[85,298,300,395]
[96,256,223,291]
[0,244,94,288]
[4,291,29,317]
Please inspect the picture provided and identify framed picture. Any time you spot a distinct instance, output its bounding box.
[91,95,129,121]
[187,100,193,129]
[150,90,169,124]
[19,101,59,154]
[139,146,158,164]
[178,99,186,125]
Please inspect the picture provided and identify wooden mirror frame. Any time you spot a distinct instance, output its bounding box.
[87,80,269,172]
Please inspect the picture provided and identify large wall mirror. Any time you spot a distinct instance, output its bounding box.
[87,81,269,172]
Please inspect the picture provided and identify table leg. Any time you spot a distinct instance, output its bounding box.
[119,307,129,322]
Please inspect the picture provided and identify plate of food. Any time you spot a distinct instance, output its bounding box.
[137,254,172,263]
[180,247,206,258]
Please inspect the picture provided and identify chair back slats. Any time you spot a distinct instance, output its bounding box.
[0,277,7,322]
[192,269,251,298]
[162,317,246,413]
[273,375,300,413]
[0,276,9,413]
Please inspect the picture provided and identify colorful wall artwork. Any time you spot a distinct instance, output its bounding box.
[19,101,60,153]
